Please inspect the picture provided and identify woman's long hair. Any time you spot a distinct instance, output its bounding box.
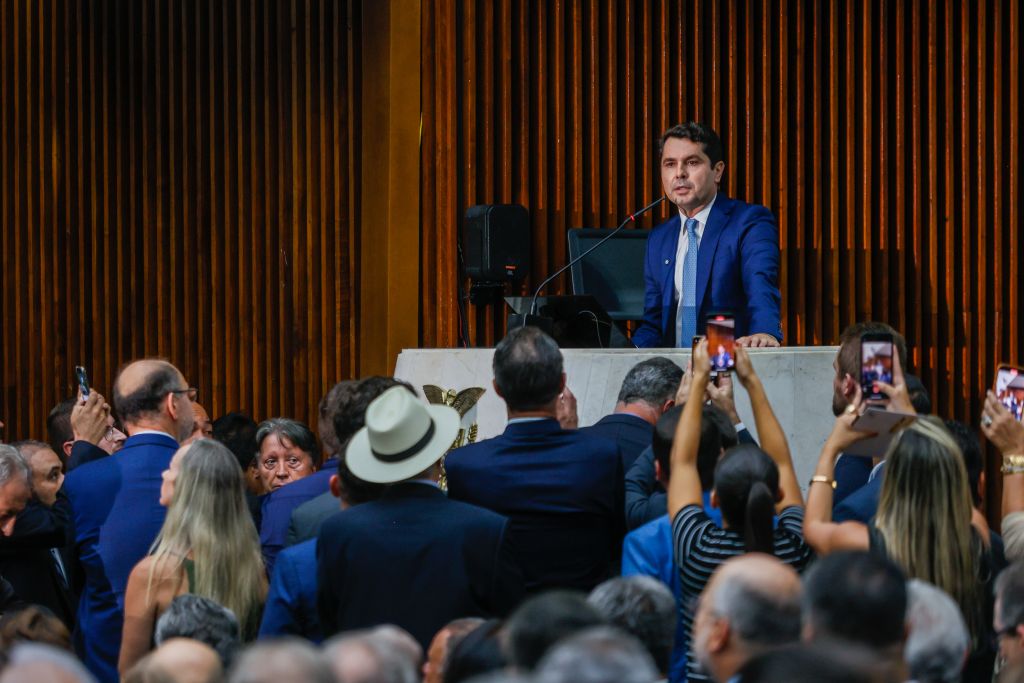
[875,416,984,644]
[149,439,267,638]
[713,444,779,553]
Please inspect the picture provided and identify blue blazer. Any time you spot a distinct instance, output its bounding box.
[633,195,783,347]
[260,537,323,643]
[445,419,625,593]
[260,461,336,577]
[63,432,178,683]
[580,413,653,472]
[316,483,523,649]
[833,463,884,524]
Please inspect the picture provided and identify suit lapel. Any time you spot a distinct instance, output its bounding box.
[659,214,682,311]
[695,196,732,312]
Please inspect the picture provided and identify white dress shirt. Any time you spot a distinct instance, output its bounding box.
[673,194,717,342]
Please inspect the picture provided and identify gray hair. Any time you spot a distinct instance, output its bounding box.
[534,626,659,683]
[228,638,333,683]
[0,445,30,488]
[2,642,97,683]
[617,357,683,407]
[255,418,320,466]
[155,595,241,667]
[587,576,676,675]
[904,580,969,683]
[322,629,418,683]
[711,570,802,647]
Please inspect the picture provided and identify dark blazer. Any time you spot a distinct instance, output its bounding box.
[315,483,523,649]
[260,461,336,576]
[832,454,873,506]
[67,441,108,472]
[580,413,653,471]
[63,431,178,683]
[0,494,76,628]
[287,491,339,547]
[833,462,884,524]
[633,195,783,347]
[445,419,625,593]
[260,538,322,642]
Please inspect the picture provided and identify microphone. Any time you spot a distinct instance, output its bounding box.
[510,195,668,331]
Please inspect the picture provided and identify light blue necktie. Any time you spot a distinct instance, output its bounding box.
[678,218,700,345]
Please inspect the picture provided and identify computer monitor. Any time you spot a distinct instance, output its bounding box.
[566,228,649,321]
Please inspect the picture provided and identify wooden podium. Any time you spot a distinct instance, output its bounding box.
[395,346,841,489]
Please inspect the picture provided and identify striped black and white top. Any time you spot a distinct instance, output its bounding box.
[671,504,813,682]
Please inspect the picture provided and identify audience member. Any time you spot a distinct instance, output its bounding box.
[805,412,996,681]
[504,591,605,672]
[738,641,885,683]
[119,439,266,675]
[154,595,241,669]
[667,341,812,682]
[48,392,128,472]
[982,391,1024,563]
[124,638,223,683]
[423,618,483,683]
[0,445,32,615]
[532,626,659,683]
[441,619,507,683]
[62,359,195,683]
[211,412,260,494]
[0,642,97,683]
[320,627,419,683]
[316,386,523,648]
[446,327,624,593]
[802,551,908,680]
[183,403,214,445]
[946,419,1008,570]
[586,576,675,679]
[690,554,802,683]
[994,562,1024,672]
[905,579,970,683]
[906,373,932,415]
[0,606,71,652]
[226,638,333,683]
[0,441,75,627]
[581,357,682,470]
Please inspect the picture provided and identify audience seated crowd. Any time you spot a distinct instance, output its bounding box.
[3,321,1024,683]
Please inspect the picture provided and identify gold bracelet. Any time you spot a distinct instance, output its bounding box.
[1002,455,1024,475]
[809,475,836,489]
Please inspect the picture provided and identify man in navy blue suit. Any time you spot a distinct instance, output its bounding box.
[633,122,782,349]
[316,386,523,649]
[581,357,682,472]
[445,326,625,594]
[63,359,195,683]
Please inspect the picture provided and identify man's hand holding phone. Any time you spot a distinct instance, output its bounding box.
[871,350,916,415]
[982,390,1024,455]
[72,390,112,445]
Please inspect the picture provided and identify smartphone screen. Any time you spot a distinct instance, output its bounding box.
[75,365,90,398]
[860,335,894,400]
[706,314,735,373]
[995,365,1024,422]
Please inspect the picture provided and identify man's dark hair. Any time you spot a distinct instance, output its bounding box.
[317,380,361,457]
[836,322,909,380]
[652,404,734,490]
[905,374,932,415]
[739,641,885,683]
[945,420,982,507]
[586,577,675,675]
[803,551,907,650]
[255,418,321,467]
[616,358,683,408]
[492,327,564,412]
[505,591,605,671]
[996,563,1024,633]
[112,363,182,424]
[45,397,76,455]
[713,445,779,553]
[212,412,259,471]
[658,122,724,165]
[443,619,507,683]
[332,377,416,505]
[154,594,240,667]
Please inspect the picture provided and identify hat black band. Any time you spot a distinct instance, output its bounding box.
[372,419,437,463]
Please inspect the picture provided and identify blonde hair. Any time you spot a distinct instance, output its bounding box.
[149,439,267,638]
[875,416,985,644]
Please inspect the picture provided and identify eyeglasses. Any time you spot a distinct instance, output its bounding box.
[169,387,199,402]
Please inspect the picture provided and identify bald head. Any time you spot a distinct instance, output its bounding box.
[693,554,803,682]
[145,638,222,683]
[113,360,194,442]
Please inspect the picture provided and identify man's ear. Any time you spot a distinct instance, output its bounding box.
[708,618,730,653]
[329,474,342,499]
[776,487,784,503]
[559,372,567,393]
[165,392,181,421]
[62,440,74,458]
[842,373,858,400]
[661,398,675,414]
[712,160,726,184]
[710,490,720,509]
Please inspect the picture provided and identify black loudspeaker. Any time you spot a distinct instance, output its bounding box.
[462,204,530,283]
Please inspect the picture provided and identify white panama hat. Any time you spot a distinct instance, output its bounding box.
[345,385,460,484]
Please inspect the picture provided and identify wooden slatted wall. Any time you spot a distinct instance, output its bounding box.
[0,0,359,440]
[421,0,1022,428]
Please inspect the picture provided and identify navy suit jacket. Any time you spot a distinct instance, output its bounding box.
[580,413,653,472]
[833,461,885,524]
[633,195,783,347]
[287,491,338,546]
[63,432,178,683]
[260,538,322,642]
[260,461,336,576]
[445,419,625,593]
[315,483,523,649]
